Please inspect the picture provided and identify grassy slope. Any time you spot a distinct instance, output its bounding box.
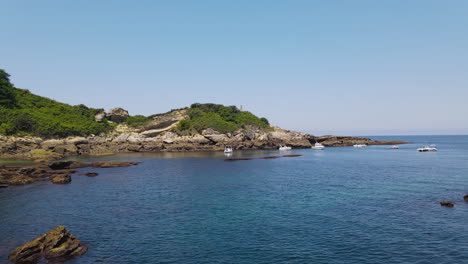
[177,103,270,133]
[0,69,111,137]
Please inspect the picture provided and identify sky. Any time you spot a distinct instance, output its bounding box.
[1,0,467,135]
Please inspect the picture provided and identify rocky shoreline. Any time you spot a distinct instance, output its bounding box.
[0,127,406,162]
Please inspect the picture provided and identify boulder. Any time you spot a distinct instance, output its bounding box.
[8,226,87,263]
[440,201,454,207]
[94,111,106,122]
[66,137,89,145]
[41,139,65,150]
[106,107,129,123]
[85,172,98,177]
[464,195,468,202]
[49,161,73,170]
[18,167,36,175]
[8,176,35,185]
[51,174,71,184]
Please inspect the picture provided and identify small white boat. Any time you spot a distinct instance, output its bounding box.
[353,143,367,148]
[312,142,325,150]
[224,145,233,153]
[418,145,437,152]
[391,145,399,149]
[279,145,292,150]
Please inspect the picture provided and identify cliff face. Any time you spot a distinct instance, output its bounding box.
[0,125,314,160]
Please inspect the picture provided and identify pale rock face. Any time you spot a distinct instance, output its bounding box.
[94,111,106,122]
[41,139,65,150]
[106,107,129,123]
[66,137,89,145]
[114,134,130,142]
[141,129,167,137]
[127,135,145,144]
[143,109,188,130]
[190,134,211,144]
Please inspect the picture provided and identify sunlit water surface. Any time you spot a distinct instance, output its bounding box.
[1,135,468,263]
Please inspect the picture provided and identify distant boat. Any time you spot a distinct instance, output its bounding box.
[224,145,233,153]
[418,145,437,152]
[312,142,325,150]
[353,143,367,148]
[279,145,292,150]
[391,145,399,149]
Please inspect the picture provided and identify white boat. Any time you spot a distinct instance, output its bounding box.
[224,145,233,153]
[391,145,399,149]
[279,145,292,150]
[312,142,325,150]
[353,143,367,148]
[417,145,437,152]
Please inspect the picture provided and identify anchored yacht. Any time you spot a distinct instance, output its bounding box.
[224,145,233,153]
[353,143,367,148]
[418,145,437,152]
[312,142,325,150]
[279,145,292,150]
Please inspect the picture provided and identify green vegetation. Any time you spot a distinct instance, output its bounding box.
[0,69,111,137]
[177,103,270,133]
[125,115,150,126]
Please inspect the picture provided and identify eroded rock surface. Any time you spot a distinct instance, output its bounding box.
[8,226,87,263]
[0,161,141,187]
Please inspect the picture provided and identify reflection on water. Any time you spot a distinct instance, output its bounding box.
[66,149,300,162]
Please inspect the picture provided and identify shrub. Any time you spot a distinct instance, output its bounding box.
[126,115,150,126]
[180,103,270,133]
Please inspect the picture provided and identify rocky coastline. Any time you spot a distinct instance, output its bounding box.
[0,107,406,161]
[0,131,406,161]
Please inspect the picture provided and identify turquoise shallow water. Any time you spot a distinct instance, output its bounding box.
[1,135,468,264]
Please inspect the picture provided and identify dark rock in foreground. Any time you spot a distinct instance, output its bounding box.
[8,226,87,263]
[440,201,454,207]
[464,195,468,202]
[0,161,141,187]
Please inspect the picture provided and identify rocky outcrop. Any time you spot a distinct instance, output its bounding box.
[94,111,106,122]
[315,135,406,147]
[8,226,87,263]
[50,174,71,184]
[440,201,454,207]
[0,161,141,187]
[0,128,407,160]
[0,108,407,160]
[106,107,129,123]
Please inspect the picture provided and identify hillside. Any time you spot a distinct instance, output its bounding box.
[0,69,111,137]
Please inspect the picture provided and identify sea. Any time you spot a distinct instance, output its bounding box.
[1,135,468,264]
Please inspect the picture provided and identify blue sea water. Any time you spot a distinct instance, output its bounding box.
[1,135,468,264]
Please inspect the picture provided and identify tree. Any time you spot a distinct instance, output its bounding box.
[0,69,16,107]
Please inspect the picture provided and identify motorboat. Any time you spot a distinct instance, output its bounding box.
[353,143,367,148]
[224,145,233,153]
[391,145,399,149]
[312,142,325,150]
[279,145,292,150]
[418,145,437,152]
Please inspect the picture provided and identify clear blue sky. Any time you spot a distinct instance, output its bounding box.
[1,0,467,135]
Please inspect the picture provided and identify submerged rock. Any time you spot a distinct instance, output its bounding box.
[49,161,74,170]
[50,174,71,184]
[440,201,454,207]
[8,226,87,263]
[85,172,98,177]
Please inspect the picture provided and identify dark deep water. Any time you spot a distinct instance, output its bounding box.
[1,135,468,264]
